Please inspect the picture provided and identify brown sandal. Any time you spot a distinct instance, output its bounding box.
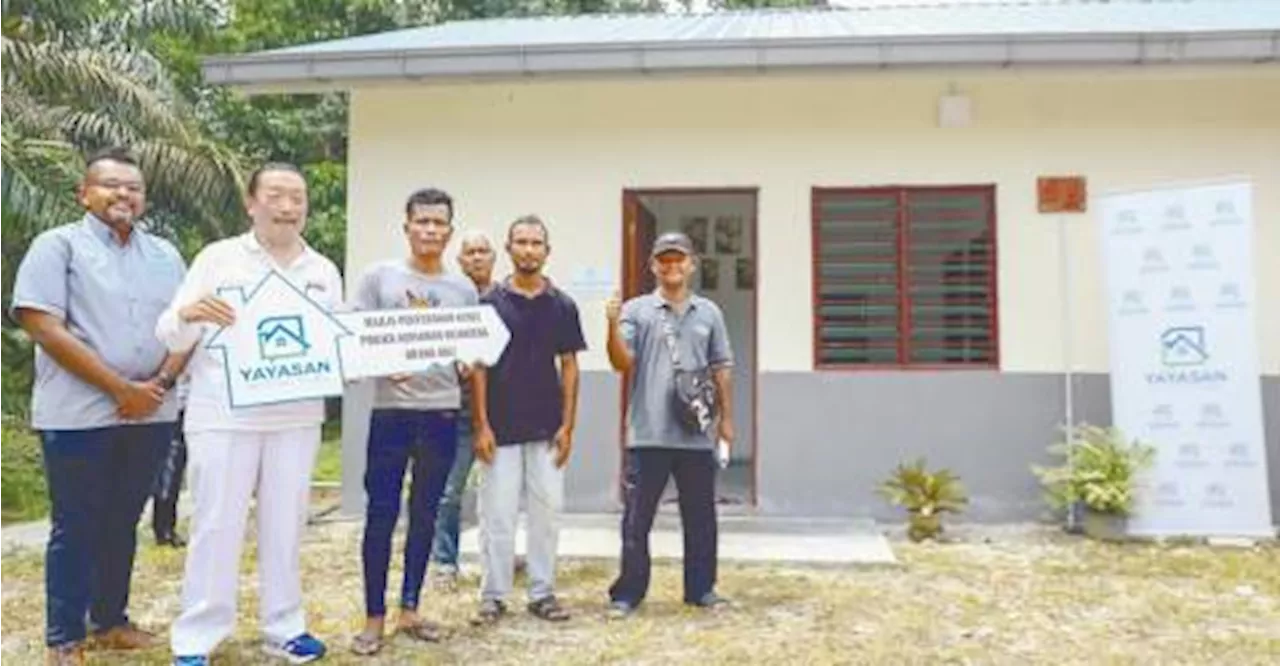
[350,632,383,656]
[397,620,444,643]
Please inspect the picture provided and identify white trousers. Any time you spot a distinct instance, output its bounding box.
[170,427,320,656]
[478,442,563,603]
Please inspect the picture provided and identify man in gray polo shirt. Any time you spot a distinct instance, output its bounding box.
[603,231,735,618]
[9,147,189,664]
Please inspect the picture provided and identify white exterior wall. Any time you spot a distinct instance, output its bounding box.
[345,66,1280,375]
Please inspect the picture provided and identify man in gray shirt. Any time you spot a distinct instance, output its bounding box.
[349,188,479,656]
[9,147,189,664]
[603,231,735,618]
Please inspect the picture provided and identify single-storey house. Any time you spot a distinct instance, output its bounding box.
[202,1,1280,522]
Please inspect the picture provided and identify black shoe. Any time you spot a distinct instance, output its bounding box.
[606,600,636,620]
[687,591,730,610]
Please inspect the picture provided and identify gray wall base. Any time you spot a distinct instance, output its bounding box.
[341,371,1280,525]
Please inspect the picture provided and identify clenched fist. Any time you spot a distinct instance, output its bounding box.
[605,291,622,323]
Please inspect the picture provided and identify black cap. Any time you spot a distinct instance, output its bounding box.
[650,231,695,259]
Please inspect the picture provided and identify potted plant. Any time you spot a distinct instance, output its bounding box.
[1031,424,1156,541]
[877,457,968,542]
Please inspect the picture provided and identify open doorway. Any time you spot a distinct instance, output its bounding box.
[621,188,758,509]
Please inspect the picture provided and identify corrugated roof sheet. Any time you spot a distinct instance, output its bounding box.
[202,1,1280,89]
[266,1,1280,56]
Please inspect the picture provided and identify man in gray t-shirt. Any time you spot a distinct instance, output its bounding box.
[348,187,479,655]
[603,231,735,618]
[352,260,478,411]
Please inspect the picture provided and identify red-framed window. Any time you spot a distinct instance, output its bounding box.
[811,185,998,369]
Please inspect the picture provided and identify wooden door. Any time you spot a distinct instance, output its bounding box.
[623,191,657,298]
[618,191,658,500]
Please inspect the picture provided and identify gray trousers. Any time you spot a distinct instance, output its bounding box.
[478,441,563,603]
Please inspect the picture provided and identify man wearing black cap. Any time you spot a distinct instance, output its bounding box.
[603,231,735,618]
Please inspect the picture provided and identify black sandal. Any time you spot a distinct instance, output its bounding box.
[527,595,571,622]
[469,599,507,626]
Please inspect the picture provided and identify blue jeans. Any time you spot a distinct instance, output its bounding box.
[430,422,474,569]
[40,423,172,647]
[361,409,457,617]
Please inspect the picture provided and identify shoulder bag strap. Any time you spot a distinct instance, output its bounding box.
[659,306,683,371]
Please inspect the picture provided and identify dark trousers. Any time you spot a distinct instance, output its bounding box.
[361,409,457,617]
[608,448,718,606]
[40,423,172,647]
[151,411,187,539]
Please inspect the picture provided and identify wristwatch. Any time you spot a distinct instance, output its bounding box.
[155,370,177,391]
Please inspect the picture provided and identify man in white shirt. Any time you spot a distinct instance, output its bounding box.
[156,163,342,666]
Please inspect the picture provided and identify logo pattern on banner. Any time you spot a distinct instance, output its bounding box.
[1164,286,1194,313]
[1159,326,1208,366]
[1099,180,1272,537]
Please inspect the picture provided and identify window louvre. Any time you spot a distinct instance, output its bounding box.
[812,186,998,368]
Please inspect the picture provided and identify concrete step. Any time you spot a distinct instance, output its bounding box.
[459,512,897,566]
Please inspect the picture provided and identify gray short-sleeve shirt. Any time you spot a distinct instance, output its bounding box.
[350,259,479,411]
[9,215,185,430]
[619,292,733,450]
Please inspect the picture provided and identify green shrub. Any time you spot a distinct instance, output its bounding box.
[2,327,34,420]
[2,421,48,523]
[878,457,968,542]
[1031,424,1156,516]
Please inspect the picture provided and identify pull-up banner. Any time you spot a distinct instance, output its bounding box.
[1098,179,1272,537]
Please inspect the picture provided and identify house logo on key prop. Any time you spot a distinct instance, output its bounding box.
[207,271,351,409]
[258,315,310,361]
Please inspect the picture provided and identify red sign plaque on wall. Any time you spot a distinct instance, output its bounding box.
[1038,176,1087,214]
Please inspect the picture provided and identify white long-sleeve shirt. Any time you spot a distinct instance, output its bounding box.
[156,231,344,433]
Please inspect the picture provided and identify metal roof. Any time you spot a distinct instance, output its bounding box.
[202,1,1280,90]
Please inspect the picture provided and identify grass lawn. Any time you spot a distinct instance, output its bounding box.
[1,424,47,524]
[2,522,1277,664]
[313,421,343,485]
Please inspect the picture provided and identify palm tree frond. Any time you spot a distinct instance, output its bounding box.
[3,9,249,241]
[1,128,81,234]
[3,38,189,140]
[132,137,246,239]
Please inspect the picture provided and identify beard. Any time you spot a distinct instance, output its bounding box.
[514,259,543,274]
[101,201,136,225]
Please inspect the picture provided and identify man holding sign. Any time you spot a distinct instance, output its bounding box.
[158,163,342,665]
[349,188,479,656]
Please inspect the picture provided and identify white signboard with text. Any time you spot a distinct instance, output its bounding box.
[334,305,510,380]
[1098,179,1272,537]
[207,271,509,408]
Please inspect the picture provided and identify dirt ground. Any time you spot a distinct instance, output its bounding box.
[3,520,1277,665]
